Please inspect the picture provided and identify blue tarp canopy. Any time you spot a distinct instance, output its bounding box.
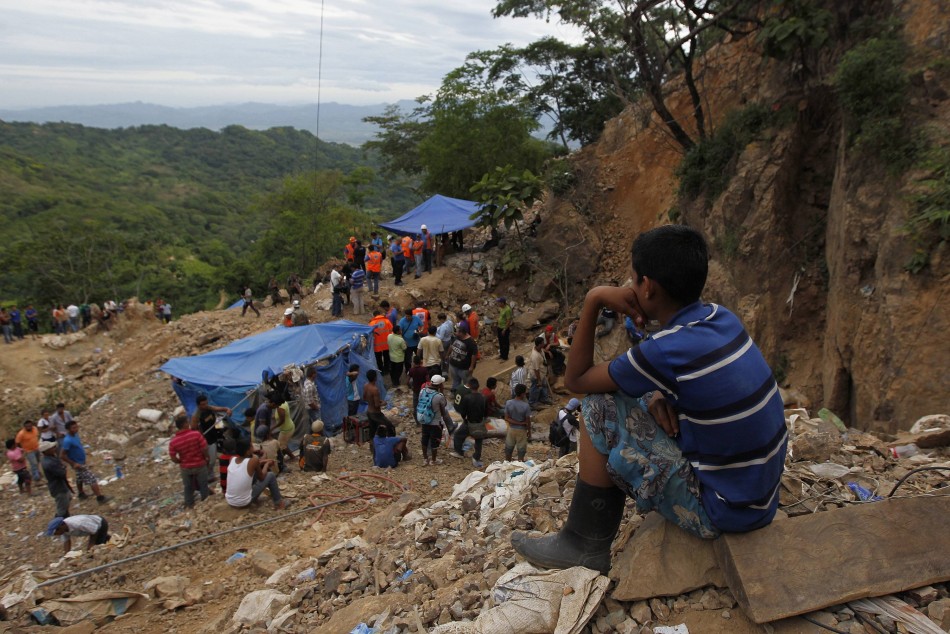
[226,298,244,310]
[161,321,372,387]
[378,194,483,236]
[160,320,383,434]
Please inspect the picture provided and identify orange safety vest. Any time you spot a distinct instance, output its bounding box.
[369,315,392,352]
[401,236,412,258]
[282,315,293,328]
[344,243,355,261]
[467,312,480,339]
[412,307,429,333]
[423,232,434,249]
[412,239,424,255]
[366,251,382,273]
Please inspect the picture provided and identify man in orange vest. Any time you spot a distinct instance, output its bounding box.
[343,236,356,265]
[400,235,413,276]
[421,224,434,273]
[369,309,393,373]
[365,245,383,295]
[462,303,480,340]
[412,302,430,334]
[411,234,425,279]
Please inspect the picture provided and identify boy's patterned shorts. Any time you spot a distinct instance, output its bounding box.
[583,392,720,539]
[75,466,99,485]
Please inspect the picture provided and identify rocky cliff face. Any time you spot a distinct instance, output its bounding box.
[544,0,949,433]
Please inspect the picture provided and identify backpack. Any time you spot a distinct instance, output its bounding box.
[416,387,438,425]
[549,419,568,448]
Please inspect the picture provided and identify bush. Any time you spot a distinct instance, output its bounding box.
[834,36,916,168]
[676,104,774,200]
[904,146,950,273]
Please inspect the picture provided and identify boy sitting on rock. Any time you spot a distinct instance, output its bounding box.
[512,225,787,575]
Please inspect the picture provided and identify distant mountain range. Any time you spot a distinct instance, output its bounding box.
[0,100,418,146]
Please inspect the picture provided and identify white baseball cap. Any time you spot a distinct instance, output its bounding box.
[284,307,294,316]
[421,224,427,230]
[462,303,472,312]
[430,374,445,385]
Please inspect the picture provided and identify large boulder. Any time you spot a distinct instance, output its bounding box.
[611,512,726,601]
[513,301,560,331]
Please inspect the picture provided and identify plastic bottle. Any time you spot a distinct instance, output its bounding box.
[115,465,124,479]
[889,444,919,459]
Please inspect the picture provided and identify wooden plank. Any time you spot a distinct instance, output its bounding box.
[714,496,950,624]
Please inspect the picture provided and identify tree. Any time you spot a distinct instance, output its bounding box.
[469,165,545,241]
[464,39,635,147]
[493,0,761,151]
[363,68,557,199]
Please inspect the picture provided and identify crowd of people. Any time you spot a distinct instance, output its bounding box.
[0,300,133,342]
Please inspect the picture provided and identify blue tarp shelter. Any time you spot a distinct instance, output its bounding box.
[226,298,244,310]
[161,320,385,436]
[378,194,482,236]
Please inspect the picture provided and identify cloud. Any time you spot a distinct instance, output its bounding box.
[0,0,581,108]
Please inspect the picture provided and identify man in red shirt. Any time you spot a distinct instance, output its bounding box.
[168,414,210,508]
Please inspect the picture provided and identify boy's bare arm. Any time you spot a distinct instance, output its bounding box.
[565,286,642,395]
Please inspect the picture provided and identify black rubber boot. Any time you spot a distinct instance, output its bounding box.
[511,477,626,575]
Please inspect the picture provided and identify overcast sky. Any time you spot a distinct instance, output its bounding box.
[0,0,579,109]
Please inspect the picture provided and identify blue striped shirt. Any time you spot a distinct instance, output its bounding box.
[350,269,365,290]
[608,302,786,532]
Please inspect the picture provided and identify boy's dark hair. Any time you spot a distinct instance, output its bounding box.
[66,420,78,430]
[366,369,378,382]
[428,325,436,335]
[534,336,544,347]
[380,300,390,309]
[175,414,189,429]
[376,425,388,437]
[413,355,422,365]
[514,383,527,397]
[515,355,525,366]
[486,377,497,389]
[393,325,402,334]
[244,407,256,420]
[631,225,708,305]
[348,363,359,372]
[5,438,14,449]
[56,403,65,409]
[235,437,251,457]
[196,394,209,405]
[467,377,480,389]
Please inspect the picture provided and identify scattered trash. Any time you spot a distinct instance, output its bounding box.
[889,444,919,459]
[847,482,883,502]
[30,607,55,625]
[136,408,165,423]
[295,568,316,583]
[399,569,413,581]
[42,591,148,626]
[226,552,247,564]
[817,408,847,433]
[350,623,374,634]
[653,626,689,634]
[808,462,850,479]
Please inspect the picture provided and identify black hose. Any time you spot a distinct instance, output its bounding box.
[888,466,950,497]
[802,614,852,634]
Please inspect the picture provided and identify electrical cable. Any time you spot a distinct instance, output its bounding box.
[887,466,950,497]
[36,494,361,589]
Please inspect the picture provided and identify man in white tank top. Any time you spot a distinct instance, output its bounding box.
[225,437,287,510]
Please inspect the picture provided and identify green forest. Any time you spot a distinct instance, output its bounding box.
[0,121,419,317]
